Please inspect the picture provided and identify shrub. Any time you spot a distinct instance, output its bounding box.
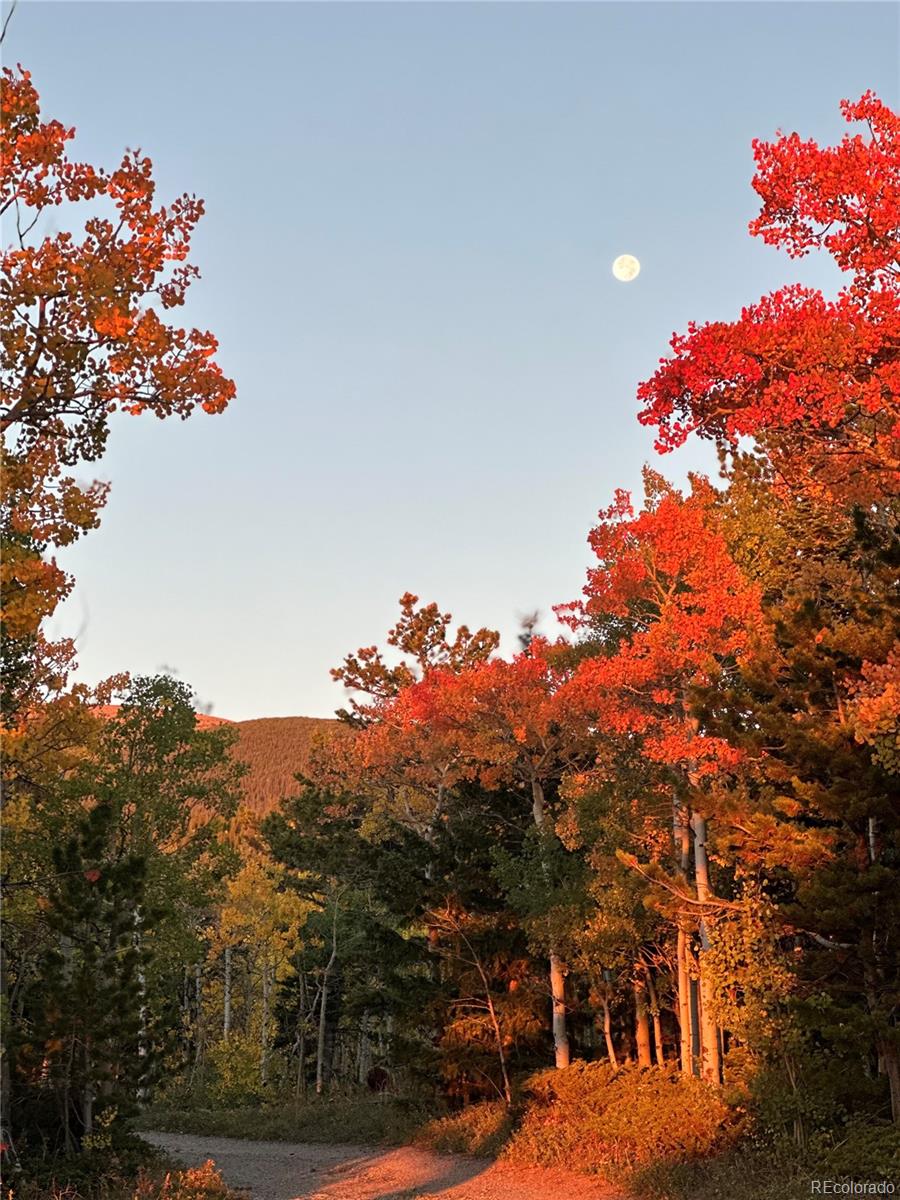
[10,1135,159,1200]
[205,1034,267,1107]
[414,1102,512,1157]
[7,1157,239,1200]
[137,1161,239,1200]
[818,1115,900,1179]
[503,1062,742,1172]
[629,1145,814,1200]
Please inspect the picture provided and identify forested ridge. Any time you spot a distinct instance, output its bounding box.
[1,65,899,1200]
[94,711,344,817]
[230,718,344,815]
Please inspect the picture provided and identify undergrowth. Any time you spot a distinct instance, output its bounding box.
[135,1066,900,1200]
[137,1095,429,1147]
[7,1159,240,1200]
[414,1101,512,1157]
[628,1145,816,1200]
[503,1062,741,1173]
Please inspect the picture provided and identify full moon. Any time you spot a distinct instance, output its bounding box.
[612,254,641,282]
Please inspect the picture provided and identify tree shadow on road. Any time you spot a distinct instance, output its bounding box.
[306,1146,491,1199]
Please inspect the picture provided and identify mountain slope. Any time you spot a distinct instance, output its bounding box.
[94,705,344,816]
[231,715,344,815]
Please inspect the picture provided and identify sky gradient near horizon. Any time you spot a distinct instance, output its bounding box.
[7,1,899,720]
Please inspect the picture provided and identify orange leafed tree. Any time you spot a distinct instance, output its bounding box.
[327,592,500,837]
[558,471,766,1081]
[1,66,234,456]
[637,93,900,504]
[1,66,235,716]
[395,642,590,1068]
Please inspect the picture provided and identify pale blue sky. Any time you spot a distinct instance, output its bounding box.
[7,2,898,719]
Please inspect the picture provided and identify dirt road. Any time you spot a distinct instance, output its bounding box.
[142,1130,624,1200]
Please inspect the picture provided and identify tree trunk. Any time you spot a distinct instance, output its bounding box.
[458,917,513,1106]
[316,905,339,1096]
[357,1012,371,1086]
[260,959,270,1088]
[645,967,665,1066]
[673,791,693,1074]
[82,1036,93,1139]
[296,970,308,1100]
[676,926,692,1074]
[181,966,192,1062]
[531,776,570,1069]
[634,975,653,1068]
[691,812,722,1084]
[223,946,232,1040]
[599,993,618,1067]
[192,962,205,1087]
[674,794,691,872]
[690,975,701,1076]
[486,993,512,1105]
[878,1039,900,1124]
[549,952,570,1068]
[323,965,342,1084]
[315,971,330,1095]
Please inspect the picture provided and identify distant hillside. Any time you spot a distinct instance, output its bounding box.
[93,705,233,731]
[232,716,344,815]
[95,705,344,817]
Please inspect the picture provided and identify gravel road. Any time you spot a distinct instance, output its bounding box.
[141,1130,624,1200]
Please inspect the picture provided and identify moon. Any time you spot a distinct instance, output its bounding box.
[612,254,640,282]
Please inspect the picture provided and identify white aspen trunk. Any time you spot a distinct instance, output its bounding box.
[296,970,308,1100]
[879,1039,900,1124]
[223,946,232,1040]
[260,959,270,1087]
[634,975,653,1068]
[674,793,691,872]
[676,927,692,1074]
[645,967,665,1066]
[181,966,191,1060]
[316,905,339,1096]
[691,811,722,1084]
[315,969,330,1095]
[531,776,570,1069]
[193,963,205,1085]
[484,982,512,1105]
[673,792,693,1074]
[868,816,878,865]
[549,953,570,1068]
[600,993,618,1067]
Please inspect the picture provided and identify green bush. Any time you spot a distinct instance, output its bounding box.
[818,1114,900,1179]
[629,1145,814,1200]
[11,1135,160,1200]
[503,1062,742,1172]
[749,1052,889,1148]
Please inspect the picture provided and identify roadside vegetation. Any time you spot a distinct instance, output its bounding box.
[138,1063,899,1200]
